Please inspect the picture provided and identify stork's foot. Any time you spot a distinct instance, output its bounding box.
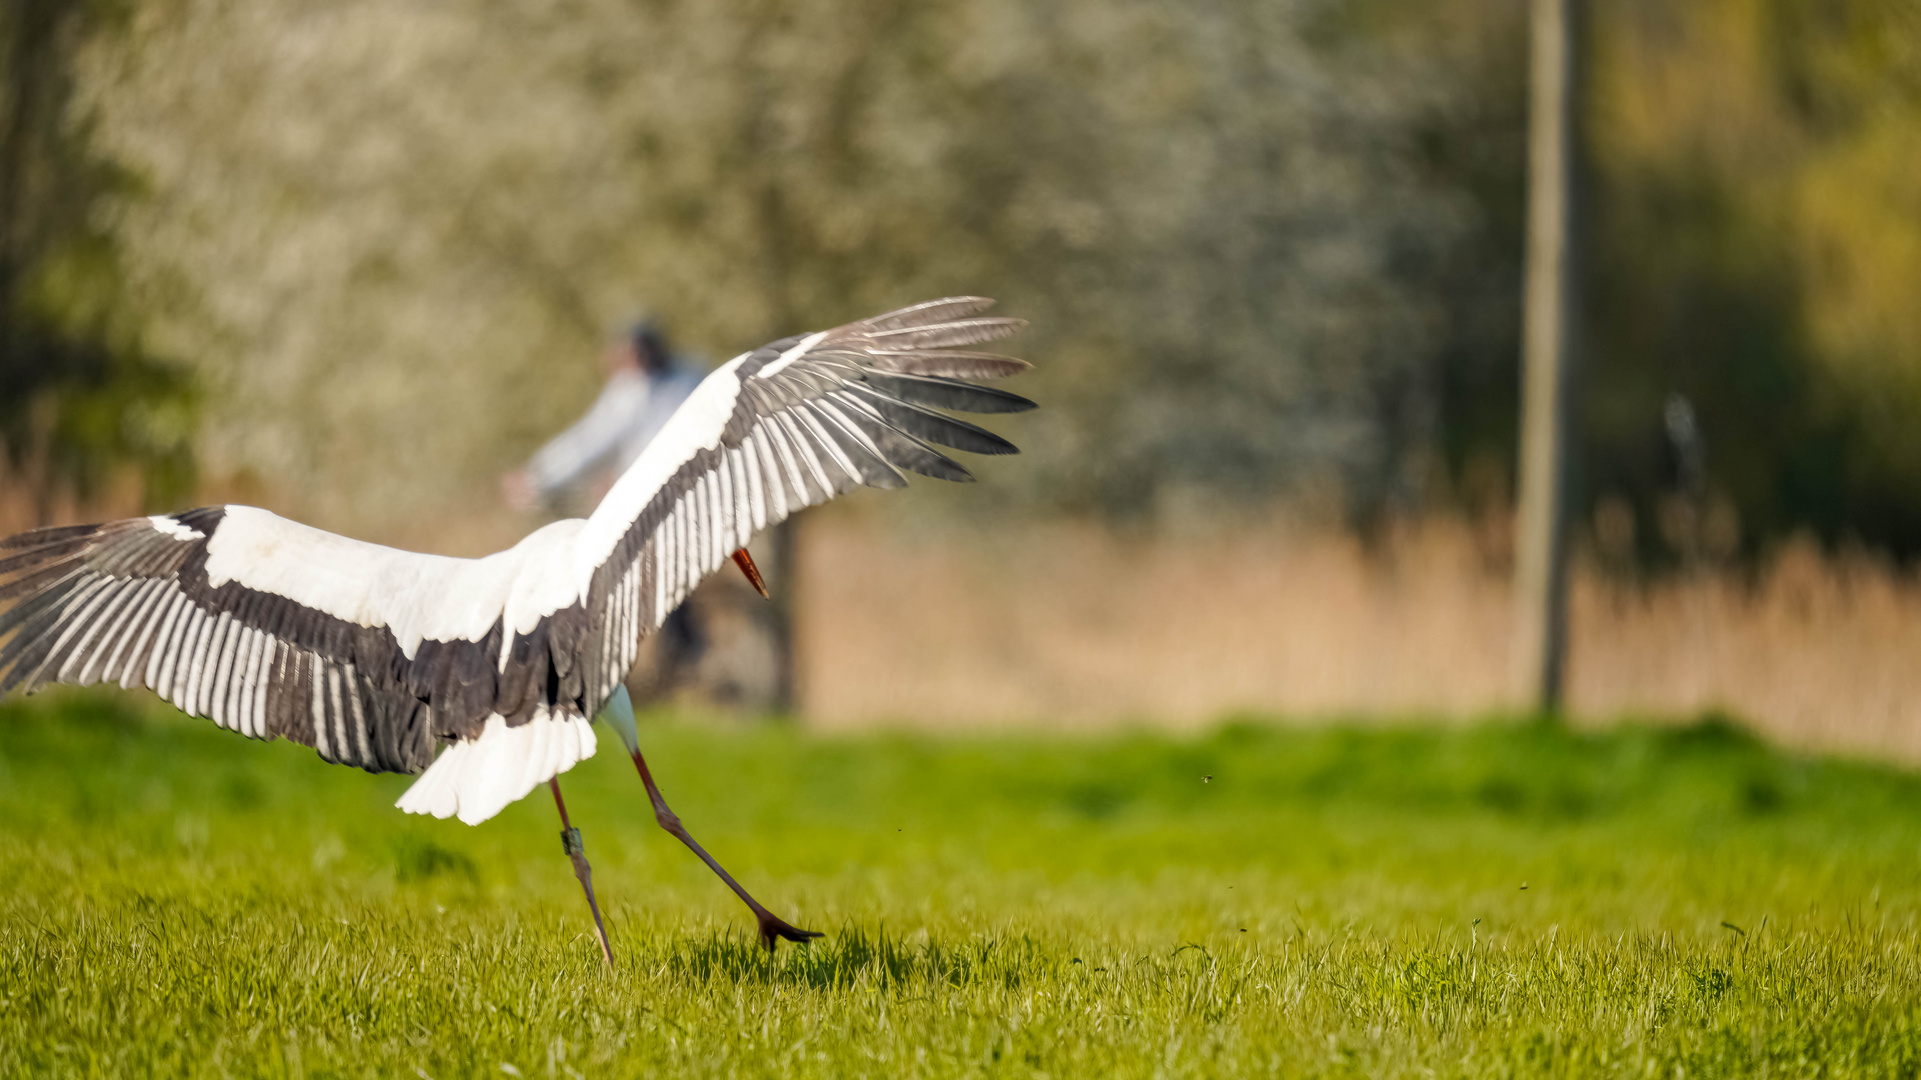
[758,911,824,951]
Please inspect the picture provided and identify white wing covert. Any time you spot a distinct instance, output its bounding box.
[0,510,589,777]
[0,511,466,771]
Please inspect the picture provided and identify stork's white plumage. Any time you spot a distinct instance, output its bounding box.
[0,297,1032,959]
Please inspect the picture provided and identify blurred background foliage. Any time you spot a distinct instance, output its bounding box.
[4,0,1919,562]
[1588,0,1921,565]
[0,0,196,517]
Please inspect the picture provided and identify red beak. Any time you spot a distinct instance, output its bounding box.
[731,548,770,599]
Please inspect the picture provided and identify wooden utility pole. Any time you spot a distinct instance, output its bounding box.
[1512,0,1580,714]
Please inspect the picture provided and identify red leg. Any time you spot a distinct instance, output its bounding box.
[629,749,821,951]
[550,778,616,969]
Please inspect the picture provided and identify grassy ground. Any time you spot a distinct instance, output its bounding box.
[5,694,1921,1077]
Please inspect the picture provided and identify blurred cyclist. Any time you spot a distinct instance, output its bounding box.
[501,318,706,696]
[501,318,703,511]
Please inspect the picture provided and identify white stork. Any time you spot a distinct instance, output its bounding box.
[0,297,1032,965]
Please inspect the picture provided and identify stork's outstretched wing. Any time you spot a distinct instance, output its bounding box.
[0,508,600,781]
[0,297,1029,825]
[557,297,1032,712]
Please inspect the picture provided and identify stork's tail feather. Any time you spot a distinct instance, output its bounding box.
[397,710,597,826]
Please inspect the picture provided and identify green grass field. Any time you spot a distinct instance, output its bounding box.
[5,693,1921,1077]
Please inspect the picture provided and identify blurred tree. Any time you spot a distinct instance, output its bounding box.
[1588,0,1921,561]
[1362,0,1921,565]
[0,0,196,519]
[1309,0,1529,523]
[49,0,1921,567]
[76,0,1484,537]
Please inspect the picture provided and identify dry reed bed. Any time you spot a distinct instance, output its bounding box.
[800,516,1921,762]
[12,479,1921,762]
